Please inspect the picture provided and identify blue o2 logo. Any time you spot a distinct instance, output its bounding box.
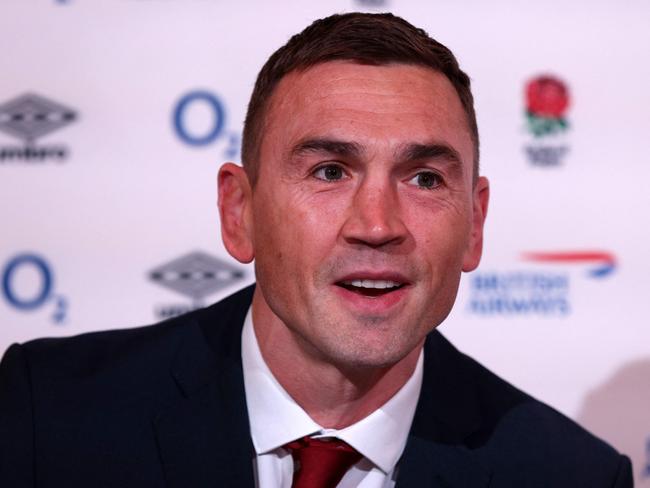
[2,253,68,323]
[173,91,226,146]
[172,90,241,159]
[3,254,52,309]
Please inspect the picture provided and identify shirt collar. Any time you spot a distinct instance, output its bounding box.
[241,307,424,474]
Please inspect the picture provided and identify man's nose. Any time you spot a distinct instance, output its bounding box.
[341,179,408,248]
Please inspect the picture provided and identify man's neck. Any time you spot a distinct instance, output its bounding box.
[251,291,423,429]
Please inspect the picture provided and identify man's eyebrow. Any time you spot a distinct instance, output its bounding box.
[290,138,363,159]
[398,142,463,165]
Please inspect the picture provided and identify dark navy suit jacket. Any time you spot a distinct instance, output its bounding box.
[0,285,633,487]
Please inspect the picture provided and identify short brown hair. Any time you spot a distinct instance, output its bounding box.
[242,12,479,184]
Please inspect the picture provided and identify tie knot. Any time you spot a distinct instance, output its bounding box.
[284,436,362,488]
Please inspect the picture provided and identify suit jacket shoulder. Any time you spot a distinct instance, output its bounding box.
[397,330,633,487]
[0,286,255,488]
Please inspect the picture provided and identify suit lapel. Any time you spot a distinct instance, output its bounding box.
[153,286,256,488]
[396,331,492,488]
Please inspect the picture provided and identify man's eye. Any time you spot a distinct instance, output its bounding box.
[313,164,345,181]
[409,171,442,189]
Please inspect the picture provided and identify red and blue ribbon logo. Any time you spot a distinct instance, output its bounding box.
[522,251,617,278]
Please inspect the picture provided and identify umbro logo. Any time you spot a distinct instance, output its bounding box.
[0,93,78,163]
[149,251,245,319]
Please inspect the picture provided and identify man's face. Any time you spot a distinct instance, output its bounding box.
[242,61,487,368]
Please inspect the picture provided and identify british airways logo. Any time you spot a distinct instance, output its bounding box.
[468,249,618,317]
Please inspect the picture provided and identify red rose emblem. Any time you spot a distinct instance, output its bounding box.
[526,76,569,118]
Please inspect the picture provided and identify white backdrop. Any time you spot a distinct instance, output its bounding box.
[1,0,649,483]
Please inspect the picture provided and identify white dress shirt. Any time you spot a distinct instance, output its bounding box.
[241,308,424,488]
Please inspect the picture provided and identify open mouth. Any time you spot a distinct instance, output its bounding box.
[336,279,406,298]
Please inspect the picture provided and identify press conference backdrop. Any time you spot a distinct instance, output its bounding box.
[1,0,649,483]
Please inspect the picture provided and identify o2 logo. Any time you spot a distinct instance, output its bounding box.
[2,253,68,324]
[172,90,241,159]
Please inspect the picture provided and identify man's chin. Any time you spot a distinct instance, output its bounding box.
[314,325,422,371]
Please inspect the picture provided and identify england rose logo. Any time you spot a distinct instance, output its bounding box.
[523,74,571,167]
[525,76,570,137]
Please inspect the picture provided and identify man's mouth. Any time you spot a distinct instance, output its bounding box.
[336,279,406,298]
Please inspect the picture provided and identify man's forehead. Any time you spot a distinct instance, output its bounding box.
[258,61,474,170]
[269,60,459,107]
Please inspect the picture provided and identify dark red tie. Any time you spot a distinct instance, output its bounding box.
[284,436,362,488]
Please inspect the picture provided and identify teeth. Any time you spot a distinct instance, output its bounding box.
[342,279,402,289]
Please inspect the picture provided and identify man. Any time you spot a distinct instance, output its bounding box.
[0,12,632,488]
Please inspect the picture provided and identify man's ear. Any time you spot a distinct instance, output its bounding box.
[218,163,255,263]
[462,176,489,272]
